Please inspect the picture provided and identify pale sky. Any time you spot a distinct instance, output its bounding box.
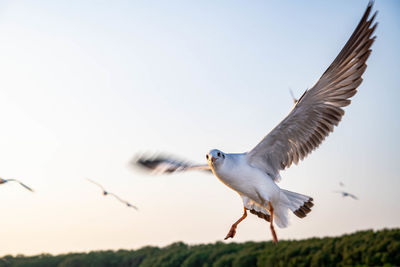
[0,0,399,256]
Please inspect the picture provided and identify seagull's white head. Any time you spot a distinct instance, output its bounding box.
[206,149,225,168]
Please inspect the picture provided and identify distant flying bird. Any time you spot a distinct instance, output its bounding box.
[86,178,138,210]
[134,3,377,243]
[334,190,359,200]
[339,182,345,187]
[0,177,34,192]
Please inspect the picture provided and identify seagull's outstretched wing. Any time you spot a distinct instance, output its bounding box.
[334,190,345,196]
[247,2,377,181]
[346,192,359,200]
[109,193,139,210]
[334,190,358,200]
[7,179,34,192]
[134,154,211,175]
[86,178,106,191]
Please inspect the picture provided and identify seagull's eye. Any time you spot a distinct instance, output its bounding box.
[206,154,209,160]
[217,152,221,157]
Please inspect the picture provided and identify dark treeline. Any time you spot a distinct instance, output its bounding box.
[1,228,399,267]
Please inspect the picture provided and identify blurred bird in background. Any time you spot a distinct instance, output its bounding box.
[0,177,34,192]
[86,178,138,210]
[334,190,359,200]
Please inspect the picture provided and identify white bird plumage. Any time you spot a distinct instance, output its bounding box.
[134,2,377,242]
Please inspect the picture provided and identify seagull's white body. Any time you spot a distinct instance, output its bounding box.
[213,154,284,225]
[212,153,280,209]
[207,150,310,228]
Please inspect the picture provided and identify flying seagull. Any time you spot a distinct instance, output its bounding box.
[135,3,377,243]
[0,177,34,192]
[86,178,138,210]
[334,190,359,200]
[339,181,345,187]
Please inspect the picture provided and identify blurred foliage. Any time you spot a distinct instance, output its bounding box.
[1,228,399,267]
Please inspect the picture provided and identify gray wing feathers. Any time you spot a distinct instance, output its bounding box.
[348,193,359,200]
[17,182,34,192]
[247,2,377,180]
[7,179,34,192]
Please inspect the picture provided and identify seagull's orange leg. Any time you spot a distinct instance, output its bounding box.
[224,207,247,240]
[268,201,278,243]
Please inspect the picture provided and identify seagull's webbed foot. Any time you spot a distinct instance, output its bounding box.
[224,207,247,240]
[268,201,278,243]
[224,226,237,240]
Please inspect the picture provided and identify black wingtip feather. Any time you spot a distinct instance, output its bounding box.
[294,198,314,219]
[249,209,271,222]
[137,158,162,170]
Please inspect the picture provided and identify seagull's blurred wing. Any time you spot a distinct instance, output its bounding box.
[127,203,139,210]
[86,178,106,191]
[8,179,34,192]
[109,193,138,210]
[349,193,359,200]
[246,3,377,181]
[18,182,34,192]
[134,154,211,175]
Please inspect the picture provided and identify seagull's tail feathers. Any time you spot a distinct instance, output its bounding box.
[274,189,313,228]
[271,202,290,228]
